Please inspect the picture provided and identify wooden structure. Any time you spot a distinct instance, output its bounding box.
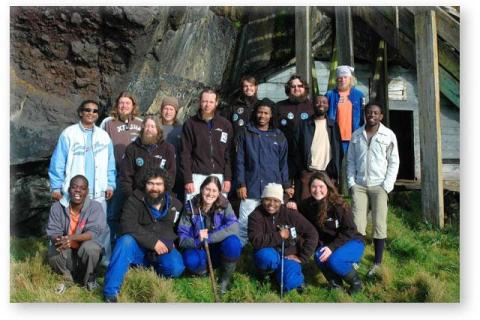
[293,6,459,228]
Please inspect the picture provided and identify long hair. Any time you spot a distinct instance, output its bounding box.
[139,115,164,143]
[109,91,141,120]
[284,74,310,96]
[198,175,223,214]
[308,172,347,227]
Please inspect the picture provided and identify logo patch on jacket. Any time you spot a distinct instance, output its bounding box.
[135,157,144,167]
[220,132,228,143]
[301,112,309,120]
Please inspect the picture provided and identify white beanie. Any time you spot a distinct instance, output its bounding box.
[336,65,354,77]
[261,183,284,204]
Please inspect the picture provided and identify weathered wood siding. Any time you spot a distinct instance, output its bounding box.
[257,61,459,182]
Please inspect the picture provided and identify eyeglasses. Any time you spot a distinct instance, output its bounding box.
[291,84,304,89]
[81,108,99,113]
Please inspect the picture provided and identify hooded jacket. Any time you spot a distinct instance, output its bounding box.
[46,198,108,249]
[118,189,182,251]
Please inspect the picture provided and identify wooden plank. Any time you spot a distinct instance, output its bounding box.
[435,6,460,51]
[370,39,389,125]
[438,37,459,80]
[439,66,460,107]
[295,6,312,85]
[335,6,354,66]
[354,7,459,107]
[327,40,338,90]
[414,9,445,228]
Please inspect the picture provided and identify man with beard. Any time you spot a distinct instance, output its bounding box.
[47,175,108,294]
[223,75,259,135]
[103,168,185,302]
[120,116,176,198]
[100,91,143,243]
[235,98,293,246]
[347,103,399,278]
[325,65,365,154]
[181,88,233,200]
[293,95,343,201]
[276,75,314,199]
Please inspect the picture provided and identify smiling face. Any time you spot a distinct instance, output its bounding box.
[80,102,99,128]
[117,97,134,120]
[310,178,328,201]
[314,96,329,117]
[365,105,383,128]
[161,104,177,125]
[201,182,220,207]
[289,78,306,98]
[242,80,257,97]
[68,177,88,206]
[262,197,282,215]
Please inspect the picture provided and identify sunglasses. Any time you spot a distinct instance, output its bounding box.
[81,107,99,113]
[291,84,304,89]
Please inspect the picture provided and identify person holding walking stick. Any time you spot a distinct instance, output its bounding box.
[177,176,242,297]
[247,183,318,295]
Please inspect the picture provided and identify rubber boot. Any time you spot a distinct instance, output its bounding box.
[220,262,236,295]
[320,267,343,289]
[343,269,363,295]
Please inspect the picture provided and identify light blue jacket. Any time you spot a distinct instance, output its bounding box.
[347,123,400,193]
[48,122,116,205]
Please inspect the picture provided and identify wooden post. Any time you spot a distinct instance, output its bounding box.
[295,6,312,88]
[335,6,354,67]
[414,8,445,228]
[370,39,389,126]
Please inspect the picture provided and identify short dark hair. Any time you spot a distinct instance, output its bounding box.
[142,168,170,191]
[364,102,383,114]
[69,175,89,188]
[284,74,310,96]
[251,98,278,128]
[77,100,99,117]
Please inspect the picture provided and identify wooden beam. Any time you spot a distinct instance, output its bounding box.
[438,37,460,80]
[335,6,354,67]
[295,6,312,87]
[435,6,460,51]
[370,39,389,125]
[414,8,445,228]
[439,66,460,107]
[353,7,459,107]
[327,41,338,91]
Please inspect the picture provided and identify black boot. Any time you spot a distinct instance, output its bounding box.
[257,269,273,284]
[343,269,363,295]
[320,268,343,289]
[220,262,236,295]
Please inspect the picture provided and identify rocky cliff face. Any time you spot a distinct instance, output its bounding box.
[10,6,339,236]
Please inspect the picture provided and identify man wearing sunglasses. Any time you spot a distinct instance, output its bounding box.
[49,99,116,265]
[276,75,314,202]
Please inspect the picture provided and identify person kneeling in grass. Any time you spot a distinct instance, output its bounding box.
[289,172,365,295]
[103,168,185,302]
[46,175,108,294]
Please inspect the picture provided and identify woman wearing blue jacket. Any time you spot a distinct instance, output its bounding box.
[177,175,242,295]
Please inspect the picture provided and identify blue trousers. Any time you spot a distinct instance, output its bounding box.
[314,239,365,277]
[103,234,185,298]
[182,235,242,274]
[254,247,304,292]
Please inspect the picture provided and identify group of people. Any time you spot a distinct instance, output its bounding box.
[45,64,400,301]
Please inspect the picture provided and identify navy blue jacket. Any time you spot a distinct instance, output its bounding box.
[235,122,290,199]
[325,86,365,140]
[293,116,343,180]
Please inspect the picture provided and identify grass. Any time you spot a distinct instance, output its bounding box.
[10,191,460,303]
